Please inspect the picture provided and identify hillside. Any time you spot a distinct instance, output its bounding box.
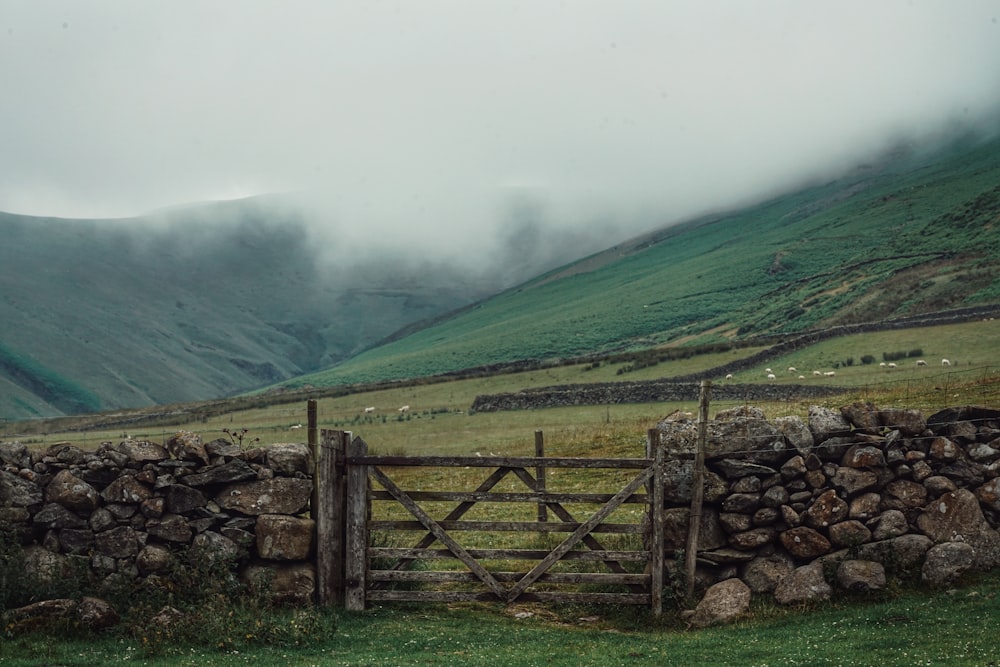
[280,132,1000,390]
[0,199,499,420]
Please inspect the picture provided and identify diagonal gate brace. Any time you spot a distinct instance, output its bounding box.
[370,466,509,600]
[505,466,654,603]
[509,466,647,593]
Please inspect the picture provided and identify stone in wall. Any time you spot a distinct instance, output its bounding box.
[214,477,312,515]
[1,431,319,609]
[663,403,1000,620]
[256,514,315,560]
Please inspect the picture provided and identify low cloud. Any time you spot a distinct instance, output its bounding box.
[2,2,999,278]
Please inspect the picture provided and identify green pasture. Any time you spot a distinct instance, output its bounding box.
[17,320,1000,456]
[4,319,1000,666]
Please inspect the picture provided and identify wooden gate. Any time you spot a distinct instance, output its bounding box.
[314,429,666,614]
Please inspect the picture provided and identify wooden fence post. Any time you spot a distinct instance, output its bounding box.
[344,433,367,611]
[309,399,319,522]
[535,430,547,523]
[307,399,318,451]
[685,380,711,602]
[648,428,665,616]
[315,430,347,606]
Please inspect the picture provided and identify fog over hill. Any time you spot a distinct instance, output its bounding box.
[3,3,1000,420]
[0,199,528,421]
[3,125,1000,420]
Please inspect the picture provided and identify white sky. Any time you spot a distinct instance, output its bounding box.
[2,1,999,259]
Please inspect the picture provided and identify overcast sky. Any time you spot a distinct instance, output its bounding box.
[2,2,999,261]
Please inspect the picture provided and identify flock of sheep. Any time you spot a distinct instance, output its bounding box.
[724,358,952,382]
[329,358,955,422]
[361,404,408,414]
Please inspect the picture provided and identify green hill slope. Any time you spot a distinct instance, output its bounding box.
[0,200,494,420]
[283,134,1000,389]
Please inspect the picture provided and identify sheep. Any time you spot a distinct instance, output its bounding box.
[364,406,375,414]
[725,373,733,380]
[941,359,951,366]
[823,371,836,377]
[813,370,822,376]
[767,373,776,380]
[888,362,897,368]
[399,405,410,413]
[787,366,797,373]
[916,359,927,366]
[765,368,773,374]
[289,423,303,430]
[798,375,805,379]
[879,362,886,367]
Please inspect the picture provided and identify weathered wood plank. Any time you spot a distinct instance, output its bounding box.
[369,490,649,504]
[344,435,367,611]
[369,570,649,585]
[370,466,509,600]
[507,466,645,590]
[505,466,654,602]
[370,547,649,561]
[535,430,547,523]
[315,430,347,606]
[349,455,651,469]
[367,590,650,605]
[650,429,665,616]
[380,466,513,577]
[370,520,642,534]
[686,380,711,602]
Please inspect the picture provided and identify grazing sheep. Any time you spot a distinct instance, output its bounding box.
[399,405,410,413]
[888,362,897,368]
[725,373,733,380]
[916,359,927,366]
[879,362,886,367]
[289,424,302,430]
[941,359,951,366]
[823,371,836,377]
[787,366,797,373]
[364,406,375,414]
[765,368,773,374]
[813,370,822,376]
[767,373,776,380]
[798,375,805,379]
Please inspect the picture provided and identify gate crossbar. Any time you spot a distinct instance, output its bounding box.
[340,443,664,613]
[504,466,654,602]
[369,466,508,600]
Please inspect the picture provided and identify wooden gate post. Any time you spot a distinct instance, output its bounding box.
[307,399,319,450]
[344,434,368,611]
[649,428,665,616]
[535,430,547,523]
[685,380,711,602]
[315,430,347,606]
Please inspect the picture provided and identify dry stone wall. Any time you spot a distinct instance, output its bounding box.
[0,432,316,606]
[658,403,1000,625]
[471,379,842,412]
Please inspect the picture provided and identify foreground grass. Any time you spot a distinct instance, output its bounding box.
[2,572,999,666]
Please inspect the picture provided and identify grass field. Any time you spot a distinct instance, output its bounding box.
[14,319,1000,456]
[3,320,1000,665]
[3,571,1000,666]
